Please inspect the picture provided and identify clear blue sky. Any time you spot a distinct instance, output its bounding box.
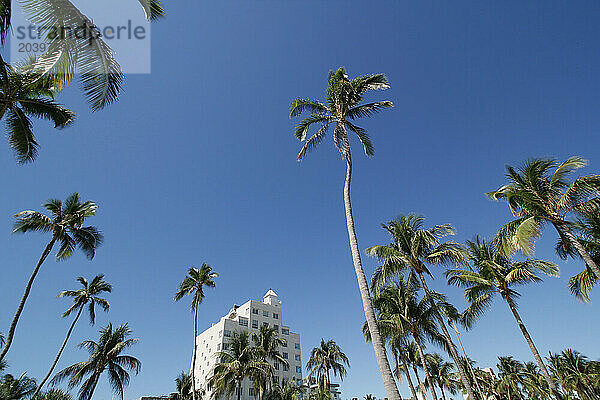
[1,1,599,399]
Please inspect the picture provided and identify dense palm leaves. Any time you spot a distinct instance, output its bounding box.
[366,214,476,399]
[175,264,218,400]
[252,325,288,398]
[208,331,271,400]
[447,237,561,398]
[0,193,102,364]
[32,275,112,398]
[0,56,75,163]
[306,339,349,392]
[425,354,457,400]
[170,372,194,400]
[51,323,140,400]
[548,349,600,399]
[290,66,398,400]
[488,157,600,281]
[263,378,304,400]
[0,373,36,399]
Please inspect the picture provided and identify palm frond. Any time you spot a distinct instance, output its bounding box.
[137,0,165,21]
[5,106,38,163]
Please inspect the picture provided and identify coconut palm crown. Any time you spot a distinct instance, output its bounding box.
[306,339,349,392]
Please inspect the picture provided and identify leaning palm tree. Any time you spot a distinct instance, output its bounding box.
[366,214,476,399]
[208,331,270,400]
[170,372,193,400]
[252,325,287,398]
[0,193,103,364]
[51,323,140,400]
[425,354,457,400]
[487,157,600,280]
[290,67,398,400]
[32,274,112,398]
[0,373,36,400]
[0,55,75,163]
[174,264,218,400]
[446,237,562,399]
[391,339,419,400]
[306,339,349,392]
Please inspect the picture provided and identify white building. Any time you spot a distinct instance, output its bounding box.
[192,290,302,400]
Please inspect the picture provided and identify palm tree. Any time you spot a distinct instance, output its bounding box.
[32,274,112,398]
[0,0,165,111]
[306,339,349,392]
[208,331,270,400]
[405,342,427,399]
[521,362,550,400]
[252,325,287,398]
[366,214,476,399]
[391,340,418,400]
[51,323,140,400]
[33,389,73,400]
[264,378,304,400]
[289,67,398,400]
[425,354,457,400]
[0,193,103,364]
[170,372,193,400]
[368,277,447,400]
[487,156,600,280]
[496,356,526,400]
[446,237,562,399]
[175,264,219,400]
[363,395,376,400]
[548,349,599,399]
[0,373,36,400]
[0,55,75,163]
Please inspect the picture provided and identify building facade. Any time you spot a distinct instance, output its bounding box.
[192,290,302,400]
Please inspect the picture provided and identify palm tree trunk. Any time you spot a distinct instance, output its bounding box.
[416,273,476,400]
[401,356,419,400]
[237,380,242,400]
[192,305,199,400]
[32,304,84,398]
[342,155,401,400]
[553,221,600,280]
[413,366,428,400]
[414,337,438,400]
[438,384,447,400]
[450,321,486,399]
[0,236,57,363]
[505,298,562,400]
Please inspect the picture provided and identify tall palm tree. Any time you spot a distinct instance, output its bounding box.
[289,67,398,400]
[0,55,75,163]
[32,274,112,398]
[51,323,140,400]
[306,339,349,392]
[548,349,599,399]
[33,389,73,400]
[446,237,561,399]
[521,362,550,400]
[391,339,418,400]
[0,373,36,400]
[0,0,165,111]
[405,342,427,399]
[366,214,476,399]
[252,325,287,398]
[0,193,103,364]
[368,277,447,400]
[174,264,218,400]
[425,354,457,400]
[170,372,193,400]
[208,331,270,400]
[496,356,526,400]
[487,157,600,280]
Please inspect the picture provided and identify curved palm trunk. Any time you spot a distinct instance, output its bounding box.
[416,273,476,400]
[412,365,428,400]
[414,337,438,400]
[505,298,562,400]
[0,236,57,363]
[438,384,447,400]
[342,156,401,400]
[450,321,486,399]
[192,305,199,400]
[553,222,600,280]
[401,356,418,400]
[32,304,84,398]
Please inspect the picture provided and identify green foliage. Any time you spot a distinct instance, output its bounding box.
[174,264,218,311]
[170,372,193,400]
[33,389,73,400]
[59,274,111,324]
[0,373,36,400]
[306,339,349,392]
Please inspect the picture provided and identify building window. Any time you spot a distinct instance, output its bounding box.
[252,320,259,329]
[219,331,222,338]
[223,343,229,350]
[296,366,301,373]
[294,343,300,349]
[239,319,248,327]
[282,328,289,335]
[274,362,279,370]
[252,308,259,315]
[283,352,288,359]
[273,325,279,332]
[295,355,301,361]
[273,313,279,319]
[262,322,269,328]
[224,330,231,337]
[283,364,289,372]
[217,344,221,351]
[263,310,269,317]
